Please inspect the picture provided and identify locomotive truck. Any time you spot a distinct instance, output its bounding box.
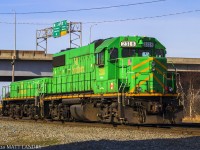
[1,36,183,124]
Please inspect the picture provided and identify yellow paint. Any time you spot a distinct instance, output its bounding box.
[72,57,85,74]
[130,74,153,93]
[43,92,178,101]
[19,90,26,95]
[132,57,153,70]
[28,85,33,89]
[154,59,167,70]
[72,66,85,74]
[99,68,105,76]
[150,90,155,93]
[2,92,178,102]
[155,68,166,79]
[74,57,79,65]
[153,75,165,88]
[132,67,149,79]
[3,96,35,101]
[126,93,178,97]
[61,31,67,36]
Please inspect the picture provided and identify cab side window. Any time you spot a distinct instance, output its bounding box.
[96,50,105,67]
[110,48,118,60]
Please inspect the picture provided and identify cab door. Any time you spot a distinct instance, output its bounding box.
[94,48,119,94]
[95,49,108,94]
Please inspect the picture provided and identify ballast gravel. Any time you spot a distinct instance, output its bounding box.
[0,120,199,150]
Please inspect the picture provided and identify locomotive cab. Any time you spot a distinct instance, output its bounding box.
[94,36,177,95]
[94,36,181,124]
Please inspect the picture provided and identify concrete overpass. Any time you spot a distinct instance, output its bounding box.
[167,57,200,72]
[0,50,200,82]
[0,50,52,81]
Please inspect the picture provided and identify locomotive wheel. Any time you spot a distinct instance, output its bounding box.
[27,106,33,119]
[137,106,146,123]
[49,104,58,120]
[27,105,33,119]
[18,105,24,119]
[33,106,40,120]
[62,106,72,121]
[165,105,176,124]
[9,104,16,119]
[40,106,46,120]
[15,105,20,119]
[4,105,10,116]
[57,104,62,120]
[27,104,39,120]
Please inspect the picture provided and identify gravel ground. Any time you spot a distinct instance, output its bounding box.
[0,120,199,150]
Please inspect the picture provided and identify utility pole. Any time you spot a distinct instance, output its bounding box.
[89,24,97,43]
[12,10,16,82]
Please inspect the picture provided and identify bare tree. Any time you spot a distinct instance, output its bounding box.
[179,72,200,119]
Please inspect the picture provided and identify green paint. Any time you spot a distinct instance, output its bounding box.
[7,36,177,99]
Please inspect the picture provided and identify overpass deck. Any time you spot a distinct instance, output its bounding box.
[0,50,52,60]
[0,50,52,81]
[167,57,200,72]
[167,57,200,65]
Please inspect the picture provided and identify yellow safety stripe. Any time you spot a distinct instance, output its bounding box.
[154,59,167,70]
[126,93,178,97]
[155,68,167,79]
[2,92,178,101]
[44,93,119,100]
[132,57,153,70]
[153,75,165,89]
[132,67,149,79]
[43,92,178,100]
[130,74,153,93]
[2,97,35,101]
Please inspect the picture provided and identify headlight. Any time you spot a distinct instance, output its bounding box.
[151,67,155,72]
[169,87,173,92]
[151,61,156,67]
[151,61,156,72]
[136,87,142,93]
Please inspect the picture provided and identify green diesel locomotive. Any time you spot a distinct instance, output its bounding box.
[1,36,182,124]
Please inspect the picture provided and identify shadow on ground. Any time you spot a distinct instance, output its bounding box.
[41,136,200,150]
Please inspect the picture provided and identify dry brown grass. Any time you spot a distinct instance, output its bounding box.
[182,115,200,123]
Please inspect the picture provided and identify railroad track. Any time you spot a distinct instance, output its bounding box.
[0,116,200,136]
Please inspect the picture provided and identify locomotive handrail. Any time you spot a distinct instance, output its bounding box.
[2,85,10,99]
[117,58,125,92]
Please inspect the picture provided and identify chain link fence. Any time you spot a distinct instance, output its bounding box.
[178,72,200,122]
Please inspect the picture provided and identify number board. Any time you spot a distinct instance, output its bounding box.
[120,41,136,47]
[143,42,154,48]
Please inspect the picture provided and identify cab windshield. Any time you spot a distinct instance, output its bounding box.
[122,48,136,57]
[122,48,152,57]
[138,49,152,57]
[122,48,165,58]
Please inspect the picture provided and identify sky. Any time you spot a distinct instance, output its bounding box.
[0,0,200,95]
[0,0,199,57]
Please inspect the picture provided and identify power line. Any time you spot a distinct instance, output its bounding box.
[0,0,166,15]
[84,9,200,24]
[0,21,50,25]
[0,9,199,26]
